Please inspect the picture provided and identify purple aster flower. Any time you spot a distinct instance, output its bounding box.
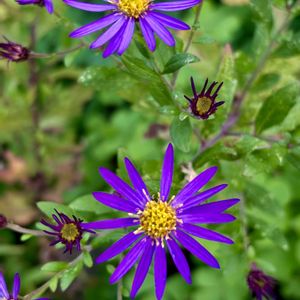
[247,263,278,300]
[83,143,239,300]
[16,0,54,14]
[41,209,95,254]
[63,0,202,58]
[0,38,29,63]
[0,272,48,300]
[184,77,225,119]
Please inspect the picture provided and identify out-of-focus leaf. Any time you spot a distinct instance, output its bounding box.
[286,147,300,171]
[162,53,200,74]
[83,251,93,268]
[49,276,59,293]
[41,261,69,272]
[170,117,192,153]
[255,83,299,133]
[69,194,110,214]
[37,202,74,217]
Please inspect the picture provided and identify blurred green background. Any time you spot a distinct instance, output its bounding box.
[1,0,300,299]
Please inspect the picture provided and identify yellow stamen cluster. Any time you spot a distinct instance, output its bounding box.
[139,200,177,239]
[60,223,79,242]
[196,96,212,115]
[117,0,150,18]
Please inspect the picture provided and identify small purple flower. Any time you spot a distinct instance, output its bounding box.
[41,210,94,254]
[16,0,54,14]
[83,143,239,300]
[0,272,48,300]
[63,0,202,58]
[247,264,278,300]
[0,38,29,63]
[185,77,225,119]
[0,214,7,229]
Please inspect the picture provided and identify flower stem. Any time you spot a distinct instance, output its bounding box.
[6,223,47,237]
[117,278,123,300]
[171,3,203,88]
[30,44,85,59]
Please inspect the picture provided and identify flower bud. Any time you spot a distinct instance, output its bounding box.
[0,38,29,63]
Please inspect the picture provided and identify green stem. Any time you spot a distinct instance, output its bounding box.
[171,3,203,88]
[6,223,48,237]
[30,44,85,59]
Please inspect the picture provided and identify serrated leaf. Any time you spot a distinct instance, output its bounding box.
[162,53,200,74]
[255,83,299,134]
[170,117,192,153]
[41,261,69,272]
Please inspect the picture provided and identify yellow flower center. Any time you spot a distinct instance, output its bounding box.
[139,200,177,239]
[117,0,151,18]
[196,96,212,115]
[60,223,79,242]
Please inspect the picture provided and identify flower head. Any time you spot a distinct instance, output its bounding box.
[0,38,29,63]
[63,0,202,58]
[185,77,225,119]
[41,210,94,254]
[16,0,54,14]
[0,272,47,300]
[83,144,239,300]
[247,264,277,300]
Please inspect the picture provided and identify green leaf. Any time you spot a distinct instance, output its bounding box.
[49,276,59,293]
[69,194,110,214]
[255,83,299,134]
[162,53,200,74]
[170,117,192,153]
[37,202,74,217]
[60,261,83,291]
[121,55,173,106]
[41,261,69,272]
[83,251,93,268]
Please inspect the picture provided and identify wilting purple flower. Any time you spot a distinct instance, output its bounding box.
[63,0,202,58]
[83,143,239,300]
[0,214,7,229]
[0,38,29,63]
[16,0,54,14]
[184,77,225,119]
[0,272,48,300]
[41,210,94,254]
[247,264,278,300]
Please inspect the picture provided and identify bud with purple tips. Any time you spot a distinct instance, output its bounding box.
[0,214,7,229]
[184,77,225,119]
[0,38,29,63]
[16,0,54,14]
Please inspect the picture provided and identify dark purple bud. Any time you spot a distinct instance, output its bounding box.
[247,263,277,300]
[0,214,7,229]
[0,38,29,63]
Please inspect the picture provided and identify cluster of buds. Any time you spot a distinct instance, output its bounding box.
[0,37,30,63]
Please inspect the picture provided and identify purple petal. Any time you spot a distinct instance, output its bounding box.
[103,27,125,58]
[82,218,138,230]
[166,238,191,284]
[117,17,135,55]
[179,223,234,244]
[160,144,174,201]
[130,240,154,298]
[180,213,236,224]
[124,157,149,204]
[96,232,143,264]
[183,199,240,215]
[99,167,144,208]
[110,237,148,284]
[44,0,53,14]
[172,166,218,207]
[63,0,115,12]
[180,184,228,211]
[173,230,220,269]
[12,273,20,299]
[139,17,156,51]
[149,12,190,30]
[154,243,167,300]
[92,191,138,213]
[90,16,126,49]
[152,0,202,11]
[69,13,119,38]
[0,272,9,298]
[144,13,175,47]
